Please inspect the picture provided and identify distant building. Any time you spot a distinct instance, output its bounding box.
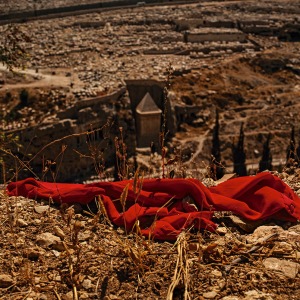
[135,92,162,148]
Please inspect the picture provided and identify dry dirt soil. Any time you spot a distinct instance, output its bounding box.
[0,169,299,300]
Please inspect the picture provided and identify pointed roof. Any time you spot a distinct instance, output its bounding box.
[136,93,162,114]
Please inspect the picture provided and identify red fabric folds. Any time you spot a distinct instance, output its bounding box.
[6,172,300,241]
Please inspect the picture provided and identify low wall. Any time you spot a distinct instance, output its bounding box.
[56,87,126,120]
[1,88,127,182]
[185,29,247,43]
[0,0,197,25]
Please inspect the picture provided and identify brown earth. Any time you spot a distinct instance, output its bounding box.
[2,42,300,173]
[0,168,299,300]
[1,2,300,299]
[170,41,300,170]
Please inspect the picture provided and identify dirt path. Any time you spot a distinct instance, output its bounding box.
[185,129,211,165]
[0,64,84,91]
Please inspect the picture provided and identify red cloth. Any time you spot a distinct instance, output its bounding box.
[6,172,300,241]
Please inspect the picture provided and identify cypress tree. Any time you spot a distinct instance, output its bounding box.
[259,133,272,172]
[232,123,247,176]
[210,109,224,180]
[296,133,300,165]
[286,125,297,167]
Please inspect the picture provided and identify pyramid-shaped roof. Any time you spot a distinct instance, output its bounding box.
[136,93,162,114]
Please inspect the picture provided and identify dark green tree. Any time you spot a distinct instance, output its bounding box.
[19,89,29,107]
[232,123,247,176]
[286,125,297,166]
[210,109,224,180]
[296,132,300,164]
[259,133,272,172]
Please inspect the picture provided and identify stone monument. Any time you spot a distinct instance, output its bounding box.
[135,92,162,149]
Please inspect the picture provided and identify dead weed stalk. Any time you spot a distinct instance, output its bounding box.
[74,122,112,180]
[58,202,85,300]
[86,195,112,227]
[160,63,173,179]
[120,182,130,234]
[62,241,81,300]
[115,126,130,180]
[167,231,191,300]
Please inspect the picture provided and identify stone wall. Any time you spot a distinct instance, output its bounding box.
[0,0,194,25]
[1,88,126,183]
[185,28,247,43]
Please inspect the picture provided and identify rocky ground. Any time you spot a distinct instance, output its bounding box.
[1,2,300,298]
[0,170,299,300]
[170,45,300,170]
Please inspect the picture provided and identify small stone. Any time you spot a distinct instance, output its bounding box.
[36,232,61,248]
[229,215,263,233]
[246,225,283,244]
[17,218,28,227]
[53,226,65,239]
[82,279,92,289]
[288,224,300,234]
[54,275,61,282]
[34,277,41,284]
[211,269,222,277]
[33,219,42,225]
[216,227,227,235]
[263,257,299,279]
[78,231,91,242]
[218,280,226,290]
[108,295,120,300]
[52,241,65,252]
[51,250,61,257]
[34,206,52,214]
[0,274,14,288]
[244,290,273,300]
[272,242,293,255]
[63,291,73,300]
[79,292,90,299]
[203,290,218,299]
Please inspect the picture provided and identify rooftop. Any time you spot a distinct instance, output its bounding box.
[136,92,162,114]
